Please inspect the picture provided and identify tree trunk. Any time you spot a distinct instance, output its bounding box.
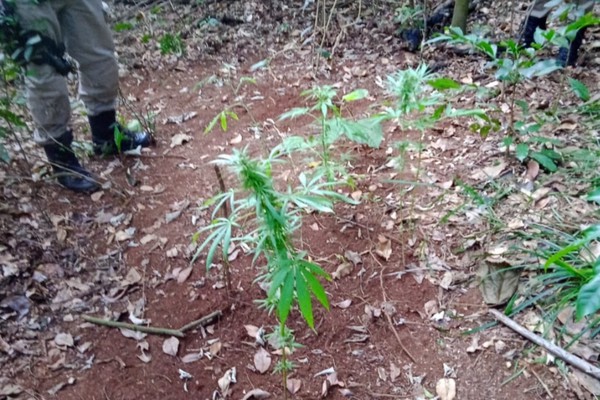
[450,0,469,33]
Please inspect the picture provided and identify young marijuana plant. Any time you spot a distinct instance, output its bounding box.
[204,74,257,134]
[193,146,353,393]
[278,85,383,184]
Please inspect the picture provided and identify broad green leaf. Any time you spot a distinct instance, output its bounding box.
[301,268,330,310]
[576,274,600,320]
[342,89,368,102]
[568,78,590,101]
[278,270,295,324]
[427,78,461,90]
[295,271,314,328]
[521,59,562,79]
[515,143,529,162]
[587,188,600,204]
[530,152,557,172]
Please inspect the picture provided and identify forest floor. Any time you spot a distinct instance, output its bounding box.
[1,1,600,399]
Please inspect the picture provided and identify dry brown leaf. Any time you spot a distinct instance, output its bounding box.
[439,271,453,290]
[119,328,146,341]
[436,378,456,400]
[182,352,203,363]
[375,235,392,261]
[245,325,259,339]
[241,388,271,399]
[209,341,222,356]
[390,362,401,382]
[525,160,539,182]
[170,133,192,148]
[350,190,362,201]
[137,351,152,363]
[91,191,104,202]
[124,268,142,285]
[230,133,243,144]
[218,367,237,393]
[334,299,352,309]
[54,332,74,347]
[254,348,272,374]
[482,160,507,179]
[177,266,193,283]
[286,378,302,394]
[140,234,157,245]
[332,263,353,280]
[344,250,362,266]
[162,336,179,356]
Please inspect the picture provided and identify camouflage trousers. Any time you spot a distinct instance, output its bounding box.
[13,0,118,145]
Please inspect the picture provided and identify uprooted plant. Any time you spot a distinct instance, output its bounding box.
[193,146,355,395]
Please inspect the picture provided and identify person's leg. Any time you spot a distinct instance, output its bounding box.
[557,0,594,66]
[520,0,551,47]
[12,0,98,192]
[59,0,152,155]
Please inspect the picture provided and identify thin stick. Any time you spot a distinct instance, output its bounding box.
[178,310,223,333]
[379,267,417,363]
[529,367,553,399]
[82,315,185,337]
[489,309,600,380]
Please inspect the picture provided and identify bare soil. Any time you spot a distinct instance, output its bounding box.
[2,1,599,399]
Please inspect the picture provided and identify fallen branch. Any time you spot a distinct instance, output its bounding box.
[179,310,223,333]
[489,309,600,380]
[83,315,185,337]
[83,310,223,338]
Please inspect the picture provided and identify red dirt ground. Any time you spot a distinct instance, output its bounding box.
[1,54,577,400]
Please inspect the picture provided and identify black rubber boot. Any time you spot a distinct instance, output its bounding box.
[520,15,547,47]
[89,110,152,156]
[43,131,100,193]
[557,27,586,67]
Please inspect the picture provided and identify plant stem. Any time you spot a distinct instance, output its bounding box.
[281,320,289,400]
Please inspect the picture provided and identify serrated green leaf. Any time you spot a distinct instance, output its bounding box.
[342,89,369,102]
[295,270,314,328]
[301,268,330,310]
[204,112,220,134]
[278,269,295,324]
[515,143,529,162]
[268,267,289,298]
[427,78,461,90]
